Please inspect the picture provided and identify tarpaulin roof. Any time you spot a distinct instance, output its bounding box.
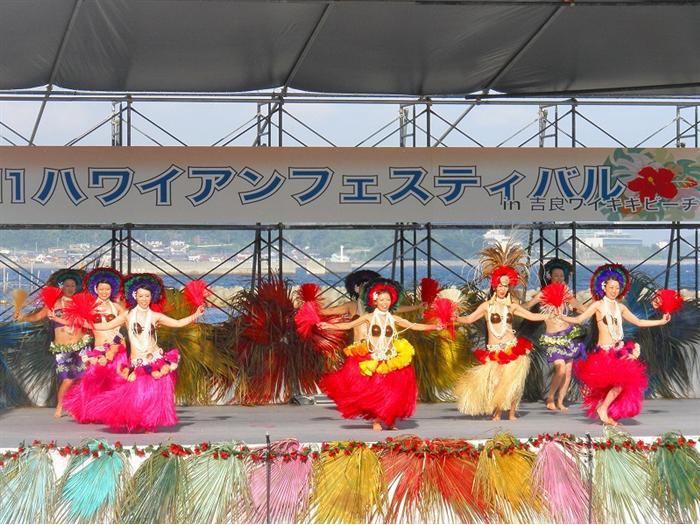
[1,0,699,96]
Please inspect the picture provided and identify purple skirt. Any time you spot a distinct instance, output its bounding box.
[539,325,586,363]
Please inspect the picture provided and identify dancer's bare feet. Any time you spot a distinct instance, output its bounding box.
[372,420,382,432]
[53,407,63,418]
[596,405,612,425]
[491,412,501,421]
[508,411,518,420]
[388,426,398,431]
[546,399,558,411]
[557,402,569,412]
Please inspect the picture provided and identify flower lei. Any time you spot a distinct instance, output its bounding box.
[2,434,696,469]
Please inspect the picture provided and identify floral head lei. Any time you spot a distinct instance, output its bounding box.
[361,278,404,312]
[590,264,630,301]
[123,273,166,309]
[47,268,86,292]
[84,267,123,301]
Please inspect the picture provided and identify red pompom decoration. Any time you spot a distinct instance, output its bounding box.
[419,278,440,304]
[63,291,98,330]
[183,280,211,313]
[298,283,321,304]
[295,302,321,338]
[39,286,63,310]
[540,283,572,309]
[423,297,457,340]
[652,289,683,315]
[490,266,520,289]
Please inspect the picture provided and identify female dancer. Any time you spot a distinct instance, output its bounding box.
[62,267,127,423]
[319,269,420,343]
[88,274,204,432]
[454,243,548,421]
[16,269,91,418]
[524,258,584,411]
[561,264,670,425]
[318,278,440,431]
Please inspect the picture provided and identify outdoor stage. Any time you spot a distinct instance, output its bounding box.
[2,399,698,447]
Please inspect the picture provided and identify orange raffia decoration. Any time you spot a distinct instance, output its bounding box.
[652,289,684,315]
[380,436,485,522]
[540,283,572,309]
[233,278,332,404]
[39,286,63,310]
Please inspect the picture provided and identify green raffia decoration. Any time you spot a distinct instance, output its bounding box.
[55,439,131,524]
[118,443,189,524]
[184,442,251,523]
[306,442,385,524]
[651,432,700,523]
[158,288,240,405]
[593,427,660,523]
[0,444,55,523]
[1,320,54,407]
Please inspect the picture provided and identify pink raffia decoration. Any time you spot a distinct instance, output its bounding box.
[249,439,313,523]
[419,277,440,304]
[183,280,211,313]
[652,288,683,315]
[423,297,457,340]
[63,291,98,330]
[532,439,589,523]
[39,286,63,310]
[540,283,572,309]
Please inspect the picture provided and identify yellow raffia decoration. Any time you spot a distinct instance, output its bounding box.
[306,443,385,523]
[359,338,414,376]
[475,433,543,522]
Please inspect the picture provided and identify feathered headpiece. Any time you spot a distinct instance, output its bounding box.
[479,241,529,291]
[123,273,166,309]
[344,269,381,299]
[84,267,123,301]
[590,263,630,300]
[47,268,86,292]
[361,277,404,312]
[541,258,573,285]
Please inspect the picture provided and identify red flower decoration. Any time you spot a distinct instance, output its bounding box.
[627,167,678,201]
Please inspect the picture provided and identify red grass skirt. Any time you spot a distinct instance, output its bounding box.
[319,341,418,427]
[574,340,647,420]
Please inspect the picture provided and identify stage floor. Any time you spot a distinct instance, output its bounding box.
[1,399,698,447]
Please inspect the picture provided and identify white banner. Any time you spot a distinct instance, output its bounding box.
[0,147,698,224]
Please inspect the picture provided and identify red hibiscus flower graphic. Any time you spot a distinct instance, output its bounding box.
[627,166,678,201]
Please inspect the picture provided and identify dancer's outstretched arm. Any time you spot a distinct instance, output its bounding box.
[560,302,599,325]
[393,315,439,331]
[511,304,548,322]
[154,305,205,328]
[454,302,487,325]
[620,305,671,327]
[318,314,370,331]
